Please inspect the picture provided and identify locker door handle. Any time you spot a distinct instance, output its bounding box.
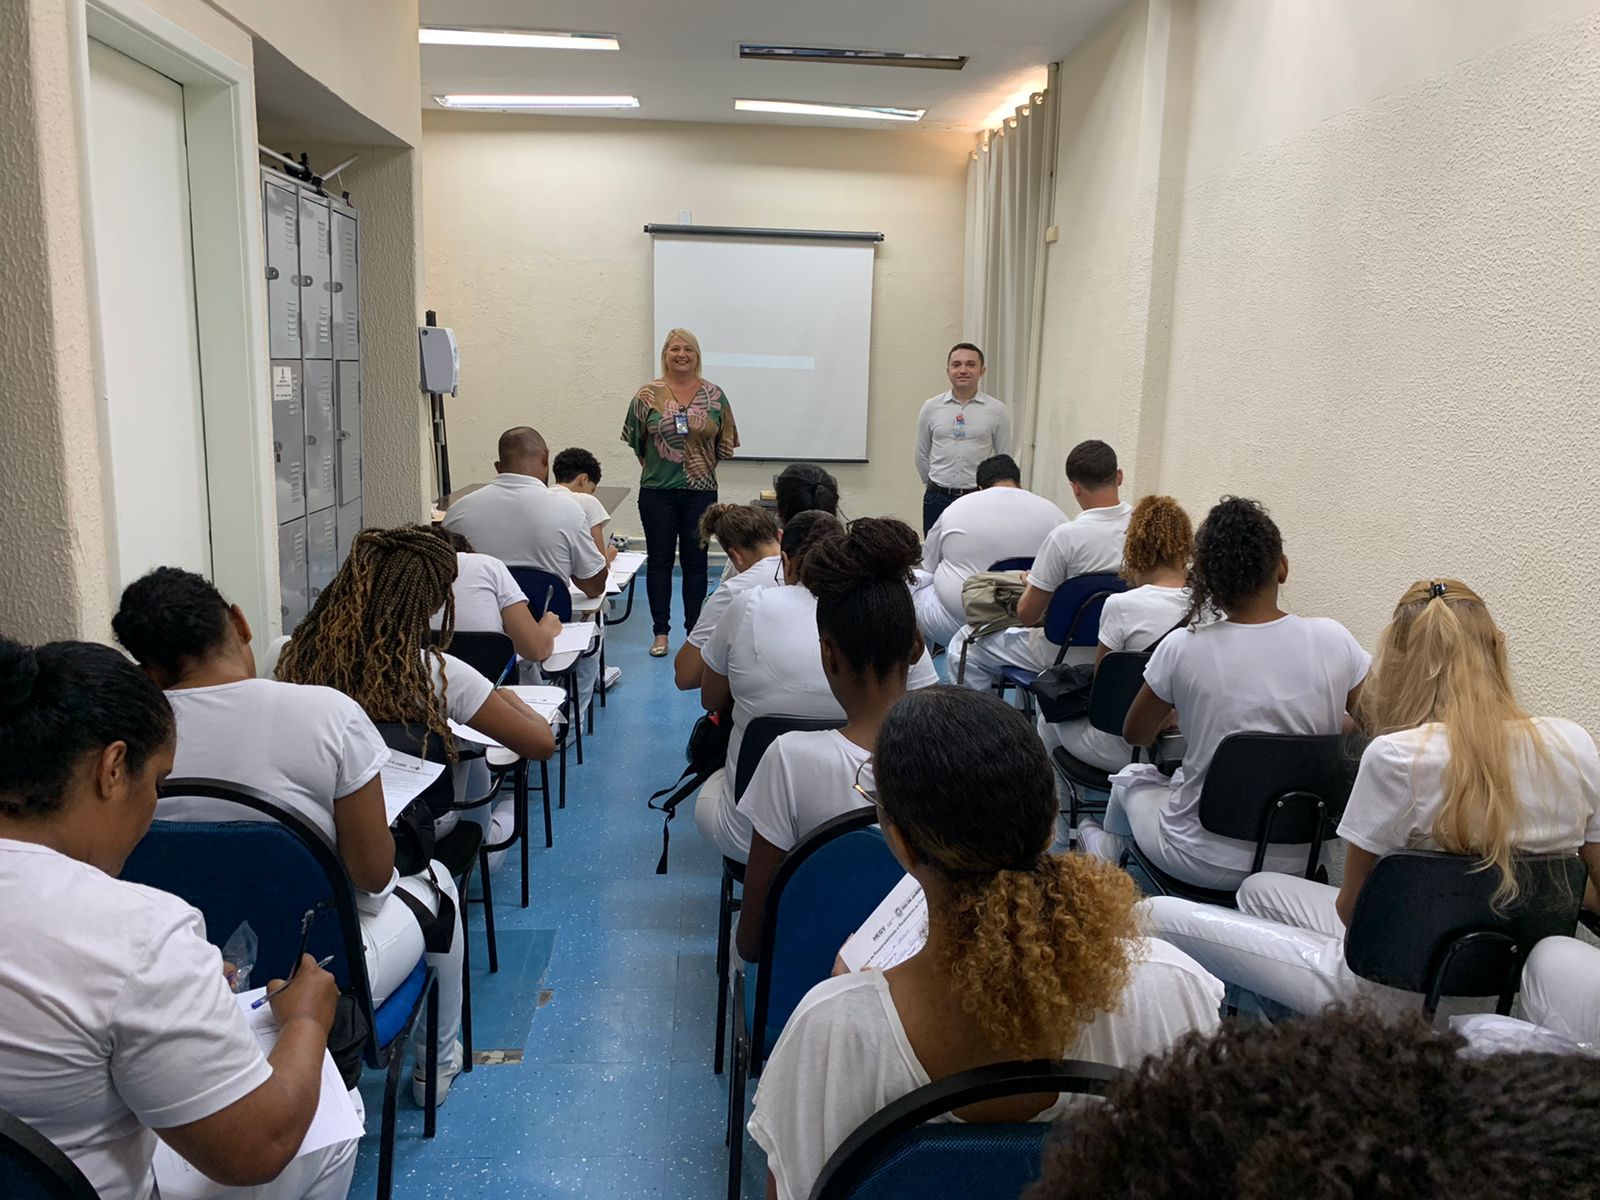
[293,274,313,287]
[328,282,343,293]
[267,266,280,281]
[337,431,351,441]
[273,439,282,463]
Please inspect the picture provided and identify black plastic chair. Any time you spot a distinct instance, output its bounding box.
[713,714,846,1075]
[808,1059,1125,1200]
[509,565,601,767]
[977,572,1126,714]
[987,556,1035,572]
[1345,849,1588,1019]
[123,781,439,1200]
[436,629,516,685]
[1049,650,1153,840]
[0,1110,97,1200]
[727,807,902,1200]
[1122,733,1356,907]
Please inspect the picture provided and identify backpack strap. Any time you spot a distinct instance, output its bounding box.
[647,765,712,875]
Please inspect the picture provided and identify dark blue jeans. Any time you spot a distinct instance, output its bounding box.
[638,486,718,636]
[922,484,971,534]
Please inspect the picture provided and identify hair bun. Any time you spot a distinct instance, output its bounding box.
[0,639,40,720]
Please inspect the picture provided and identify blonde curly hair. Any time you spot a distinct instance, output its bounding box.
[1121,495,1193,584]
[875,687,1141,1054]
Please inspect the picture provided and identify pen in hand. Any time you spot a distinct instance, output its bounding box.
[251,955,335,1009]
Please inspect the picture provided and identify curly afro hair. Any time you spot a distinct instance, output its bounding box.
[1185,496,1282,622]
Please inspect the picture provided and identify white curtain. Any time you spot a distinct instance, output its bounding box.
[963,64,1060,485]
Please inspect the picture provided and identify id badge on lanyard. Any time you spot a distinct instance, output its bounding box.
[952,410,968,440]
[672,410,690,436]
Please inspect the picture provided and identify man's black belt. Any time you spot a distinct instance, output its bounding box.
[926,483,978,498]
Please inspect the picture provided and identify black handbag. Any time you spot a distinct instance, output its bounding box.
[1032,662,1098,723]
[646,711,731,874]
[390,796,438,878]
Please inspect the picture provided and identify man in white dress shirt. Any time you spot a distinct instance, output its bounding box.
[950,440,1132,690]
[913,454,1066,650]
[913,344,1011,533]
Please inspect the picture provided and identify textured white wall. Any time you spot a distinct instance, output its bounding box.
[420,113,971,534]
[1039,0,1600,729]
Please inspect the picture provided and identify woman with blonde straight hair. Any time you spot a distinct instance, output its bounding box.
[1145,578,1600,1017]
[621,327,740,657]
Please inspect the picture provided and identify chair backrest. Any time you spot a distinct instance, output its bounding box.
[0,1111,98,1200]
[1087,651,1151,739]
[1195,733,1355,873]
[434,629,515,684]
[734,714,848,800]
[809,1059,1125,1200]
[987,556,1034,573]
[122,780,374,1018]
[373,720,475,815]
[1042,573,1126,653]
[1345,850,1586,1012]
[508,565,572,621]
[753,808,903,1065]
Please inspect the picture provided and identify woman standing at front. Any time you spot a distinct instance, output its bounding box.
[622,329,739,658]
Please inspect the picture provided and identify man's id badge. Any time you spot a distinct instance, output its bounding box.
[672,411,690,436]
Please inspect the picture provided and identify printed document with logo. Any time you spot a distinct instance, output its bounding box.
[839,874,927,972]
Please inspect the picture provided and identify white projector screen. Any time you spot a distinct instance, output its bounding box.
[652,235,876,460]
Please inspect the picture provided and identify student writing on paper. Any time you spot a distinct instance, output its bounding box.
[735,517,926,962]
[427,526,562,665]
[0,638,354,1200]
[747,688,1222,1200]
[113,566,469,1109]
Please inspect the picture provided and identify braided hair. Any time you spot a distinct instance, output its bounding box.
[801,517,922,679]
[1185,496,1283,624]
[275,526,460,754]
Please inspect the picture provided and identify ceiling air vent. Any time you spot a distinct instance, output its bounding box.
[738,45,967,71]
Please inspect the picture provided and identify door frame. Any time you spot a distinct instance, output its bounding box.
[69,0,280,637]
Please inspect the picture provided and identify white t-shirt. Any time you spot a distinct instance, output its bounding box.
[1142,614,1371,873]
[749,938,1222,1200]
[1338,719,1600,857]
[441,472,606,582]
[923,487,1066,622]
[430,551,527,635]
[164,678,389,842]
[687,554,783,651]
[1025,502,1132,659]
[550,482,611,534]
[702,585,938,791]
[738,730,872,853]
[0,841,273,1200]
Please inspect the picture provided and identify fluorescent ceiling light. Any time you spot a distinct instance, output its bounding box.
[734,99,924,122]
[435,94,640,110]
[739,45,965,70]
[420,28,619,51]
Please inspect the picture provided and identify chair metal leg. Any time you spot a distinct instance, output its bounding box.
[559,729,569,808]
[726,1039,747,1200]
[423,973,439,1139]
[598,639,608,709]
[573,678,585,765]
[459,895,474,1074]
[540,759,554,849]
[514,761,531,908]
[377,1040,402,1200]
[714,871,733,1075]
[480,846,499,974]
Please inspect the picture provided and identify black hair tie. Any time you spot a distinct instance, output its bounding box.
[1428,582,1448,600]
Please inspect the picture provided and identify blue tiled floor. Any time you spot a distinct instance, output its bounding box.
[350,580,768,1198]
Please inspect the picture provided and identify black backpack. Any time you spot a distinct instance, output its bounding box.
[646,711,731,873]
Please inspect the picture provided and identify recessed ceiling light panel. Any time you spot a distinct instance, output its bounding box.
[739,45,965,70]
[734,98,925,122]
[434,94,640,110]
[420,28,620,50]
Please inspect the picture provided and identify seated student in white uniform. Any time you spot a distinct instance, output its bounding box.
[272,527,556,1099]
[696,512,940,863]
[428,526,561,666]
[1144,578,1600,1018]
[913,453,1065,650]
[550,446,618,567]
[441,426,608,713]
[1040,495,1193,773]
[950,440,1132,690]
[1080,497,1369,890]
[748,688,1222,1200]
[115,565,473,1106]
[0,638,355,1200]
[735,517,926,962]
[674,503,782,691]
[713,463,841,590]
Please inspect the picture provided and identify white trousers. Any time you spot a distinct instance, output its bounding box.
[692,768,751,863]
[1143,873,1496,1018]
[360,865,464,1063]
[1520,935,1600,1045]
[1038,711,1132,775]
[911,574,963,651]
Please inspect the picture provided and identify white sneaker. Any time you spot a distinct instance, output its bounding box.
[603,666,622,689]
[412,1037,464,1108]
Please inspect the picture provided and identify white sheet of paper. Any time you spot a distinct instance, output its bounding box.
[379,749,446,821]
[151,990,364,1200]
[839,874,928,973]
[552,622,598,656]
[611,550,646,577]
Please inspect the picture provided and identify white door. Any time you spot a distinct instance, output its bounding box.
[86,40,212,586]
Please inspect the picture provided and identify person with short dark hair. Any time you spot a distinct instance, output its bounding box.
[1025,1009,1600,1200]
[674,503,782,691]
[550,446,616,568]
[0,637,355,1200]
[914,343,1011,533]
[913,453,1065,649]
[747,687,1222,1200]
[948,440,1132,691]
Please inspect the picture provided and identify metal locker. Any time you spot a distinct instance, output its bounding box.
[307,507,338,601]
[336,498,362,566]
[303,360,337,513]
[270,361,305,522]
[263,180,301,359]
[330,206,359,360]
[278,517,310,631]
[297,193,333,359]
[335,360,362,505]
